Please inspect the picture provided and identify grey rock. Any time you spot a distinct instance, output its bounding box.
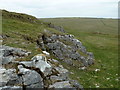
[47,41,61,50]
[80,56,88,67]
[64,59,73,65]
[87,57,94,65]
[49,81,73,88]
[26,83,43,88]
[49,59,60,66]
[36,37,46,50]
[70,53,81,60]
[0,45,31,65]
[20,54,52,76]
[0,45,83,89]
[50,34,58,40]
[50,75,67,84]
[1,45,30,57]
[80,46,87,53]
[54,66,69,80]
[0,86,22,90]
[54,67,68,75]
[18,65,44,88]
[19,61,33,67]
[40,33,94,67]
[52,50,63,60]
[69,80,84,89]
[87,52,94,58]
[32,54,52,76]
[0,68,22,87]
[48,23,65,33]
[2,56,15,65]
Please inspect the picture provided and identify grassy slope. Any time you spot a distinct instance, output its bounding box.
[2,10,64,60]
[41,18,118,88]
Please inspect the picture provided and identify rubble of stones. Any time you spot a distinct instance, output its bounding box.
[37,33,94,67]
[0,45,83,89]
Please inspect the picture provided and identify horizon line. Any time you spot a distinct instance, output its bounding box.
[39,16,118,19]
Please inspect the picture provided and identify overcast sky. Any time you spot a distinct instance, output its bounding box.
[0,0,119,18]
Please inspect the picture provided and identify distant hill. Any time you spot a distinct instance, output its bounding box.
[41,17,118,35]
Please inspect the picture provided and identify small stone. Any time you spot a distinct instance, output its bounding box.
[95,69,100,72]
[42,51,50,56]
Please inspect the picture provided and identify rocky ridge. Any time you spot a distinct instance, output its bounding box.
[0,29,94,89]
[37,30,94,68]
[0,45,83,89]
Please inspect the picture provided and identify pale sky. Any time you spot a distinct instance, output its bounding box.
[0,0,119,18]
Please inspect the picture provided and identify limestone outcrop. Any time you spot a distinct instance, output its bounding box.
[0,45,83,89]
[37,32,94,68]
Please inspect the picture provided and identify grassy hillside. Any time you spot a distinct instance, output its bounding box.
[41,18,118,88]
[2,10,64,60]
[2,10,118,88]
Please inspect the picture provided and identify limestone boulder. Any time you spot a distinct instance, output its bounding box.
[18,65,44,88]
[20,54,52,76]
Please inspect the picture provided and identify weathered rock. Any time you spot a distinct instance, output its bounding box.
[39,33,94,67]
[50,75,67,84]
[18,65,44,88]
[69,80,84,89]
[2,57,16,65]
[49,59,60,66]
[80,56,88,67]
[0,45,83,89]
[70,52,81,60]
[32,54,52,76]
[1,45,31,57]
[64,59,73,65]
[52,50,64,60]
[0,45,31,65]
[0,68,22,87]
[20,54,52,76]
[48,23,65,33]
[26,83,44,89]
[87,57,94,65]
[0,34,9,39]
[0,86,22,90]
[54,66,69,80]
[49,81,73,88]
[19,61,33,67]
[54,66,69,75]
[36,37,46,50]
[87,52,94,58]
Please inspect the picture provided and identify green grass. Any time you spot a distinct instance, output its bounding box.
[41,18,118,35]
[41,18,118,88]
